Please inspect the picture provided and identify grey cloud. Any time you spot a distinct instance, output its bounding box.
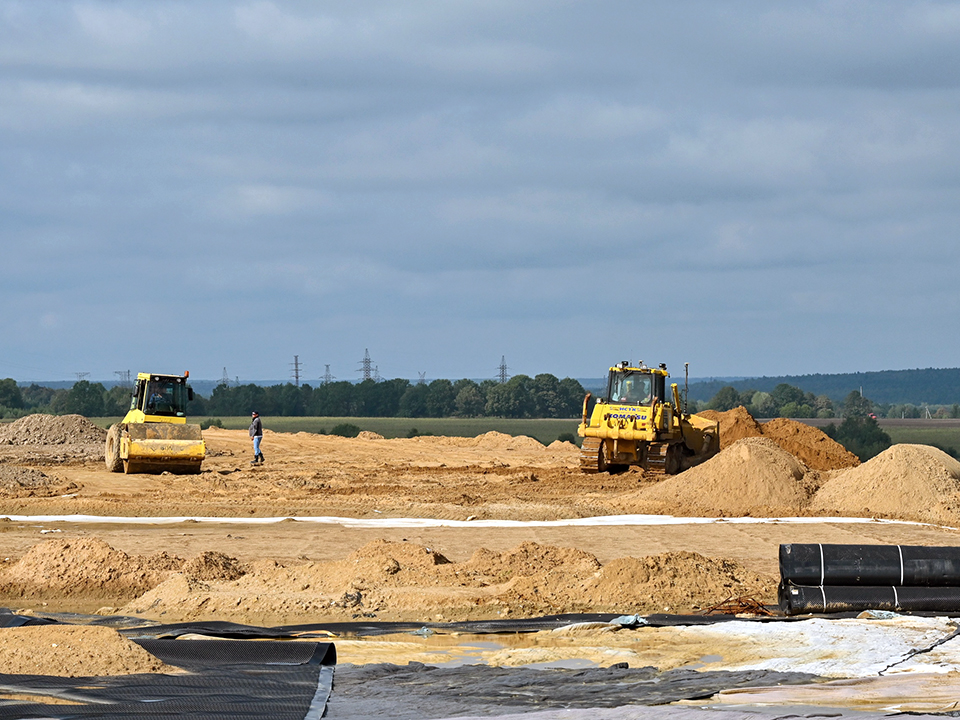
[1,1,959,379]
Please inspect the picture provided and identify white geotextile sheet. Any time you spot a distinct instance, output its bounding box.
[0,513,947,529]
[655,616,960,678]
[717,672,960,713]
[445,705,935,720]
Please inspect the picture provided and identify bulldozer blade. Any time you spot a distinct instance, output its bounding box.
[122,423,205,474]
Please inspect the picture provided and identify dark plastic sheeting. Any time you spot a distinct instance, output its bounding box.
[324,663,821,720]
[0,608,56,628]
[0,638,335,719]
[780,543,960,587]
[779,582,960,615]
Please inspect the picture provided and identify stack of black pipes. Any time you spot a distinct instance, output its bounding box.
[779,544,960,615]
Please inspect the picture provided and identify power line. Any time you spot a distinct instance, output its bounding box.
[74,372,90,382]
[322,364,335,385]
[114,370,131,387]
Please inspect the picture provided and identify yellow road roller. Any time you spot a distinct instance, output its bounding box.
[104,371,205,474]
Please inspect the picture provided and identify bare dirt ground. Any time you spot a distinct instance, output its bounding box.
[3,411,960,678]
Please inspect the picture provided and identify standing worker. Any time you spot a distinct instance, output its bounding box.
[249,411,264,465]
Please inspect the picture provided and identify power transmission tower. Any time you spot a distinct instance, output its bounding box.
[291,355,302,387]
[417,372,426,385]
[322,364,335,385]
[220,367,231,387]
[74,372,90,382]
[496,356,509,384]
[358,349,375,381]
[114,370,132,387]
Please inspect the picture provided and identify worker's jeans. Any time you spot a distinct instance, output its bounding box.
[253,435,262,455]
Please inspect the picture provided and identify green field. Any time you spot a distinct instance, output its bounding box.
[884,427,960,453]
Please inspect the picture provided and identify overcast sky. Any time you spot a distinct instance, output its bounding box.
[2,1,959,384]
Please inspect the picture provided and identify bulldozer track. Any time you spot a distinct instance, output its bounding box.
[645,442,669,472]
[579,437,604,474]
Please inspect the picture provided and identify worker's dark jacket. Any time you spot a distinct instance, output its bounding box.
[249,416,263,437]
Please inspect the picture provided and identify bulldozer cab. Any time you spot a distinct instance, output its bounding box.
[128,374,194,421]
[606,366,665,407]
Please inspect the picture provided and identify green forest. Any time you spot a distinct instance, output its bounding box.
[700,381,960,420]
[688,367,960,405]
[0,374,586,420]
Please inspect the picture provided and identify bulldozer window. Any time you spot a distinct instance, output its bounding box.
[610,373,652,405]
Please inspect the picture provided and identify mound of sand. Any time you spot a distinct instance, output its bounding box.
[0,466,78,498]
[810,444,960,524]
[0,414,106,446]
[0,625,179,676]
[357,431,385,440]
[397,431,552,454]
[697,407,857,471]
[698,407,764,447]
[0,538,250,604]
[0,537,183,600]
[761,418,859,471]
[632,437,810,516]
[583,550,771,610]
[181,551,247,582]
[120,539,776,623]
[463,542,601,581]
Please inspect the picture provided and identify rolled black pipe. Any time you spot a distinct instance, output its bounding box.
[779,582,960,616]
[780,544,960,587]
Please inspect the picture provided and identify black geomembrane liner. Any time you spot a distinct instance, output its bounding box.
[780,543,960,586]
[780,582,960,615]
[0,638,334,719]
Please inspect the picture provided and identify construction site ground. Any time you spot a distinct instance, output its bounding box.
[4,411,960,716]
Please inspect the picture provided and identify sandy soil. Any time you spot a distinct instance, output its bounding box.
[3,411,960,680]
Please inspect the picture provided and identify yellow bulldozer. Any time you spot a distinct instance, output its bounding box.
[577,361,719,474]
[104,372,205,474]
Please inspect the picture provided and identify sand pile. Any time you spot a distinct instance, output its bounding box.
[810,444,960,524]
[0,414,106,445]
[698,407,763,447]
[762,418,859,471]
[697,407,857,471]
[410,431,549,452]
[630,438,811,516]
[473,431,548,452]
[0,538,244,603]
[357,431,385,440]
[0,466,78,497]
[181,551,247,581]
[120,539,776,623]
[0,625,179,677]
[586,551,772,609]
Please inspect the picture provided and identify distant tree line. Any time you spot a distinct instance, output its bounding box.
[689,367,960,406]
[0,379,132,419]
[0,374,587,420]
[200,374,586,418]
[703,383,837,419]
[703,382,960,420]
